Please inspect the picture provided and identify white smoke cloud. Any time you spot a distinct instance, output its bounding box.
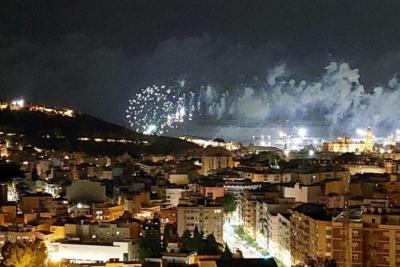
[200,62,400,136]
[267,64,286,86]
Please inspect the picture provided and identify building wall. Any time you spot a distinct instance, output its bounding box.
[346,164,385,175]
[277,213,291,266]
[324,141,365,153]
[66,180,106,203]
[324,180,346,196]
[165,188,185,207]
[291,211,400,267]
[169,174,189,185]
[255,201,293,258]
[241,197,257,239]
[199,186,225,200]
[51,241,136,263]
[1,205,17,220]
[50,225,65,240]
[21,194,52,213]
[240,171,283,183]
[177,206,223,244]
[201,156,233,176]
[283,184,321,203]
[94,205,125,222]
[0,230,36,246]
[295,170,349,185]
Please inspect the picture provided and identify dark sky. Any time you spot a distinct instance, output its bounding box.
[1,0,400,125]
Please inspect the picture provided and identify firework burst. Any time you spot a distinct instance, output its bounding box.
[126,83,199,135]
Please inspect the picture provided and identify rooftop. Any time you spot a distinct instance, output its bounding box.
[292,203,338,221]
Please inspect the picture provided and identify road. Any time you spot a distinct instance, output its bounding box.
[223,212,265,258]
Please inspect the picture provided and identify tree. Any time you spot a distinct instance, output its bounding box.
[216,193,237,214]
[138,231,162,262]
[259,215,270,248]
[180,231,221,255]
[180,229,196,252]
[193,226,203,244]
[222,243,233,259]
[234,249,243,258]
[259,217,267,234]
[162,223,177,251]
[1,240,47,267]
[199,234,220,255]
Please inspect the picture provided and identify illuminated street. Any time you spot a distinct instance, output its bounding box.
[223,212,266,259]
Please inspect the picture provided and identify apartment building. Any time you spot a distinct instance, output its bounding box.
[235,168,291,183]
[0,226,36,246]
[277,213,291,267]
[65,221,140,242]
[331,210,400,267]
[291,169,350,185]
[255,199,295,257]
[21,192,53,213]
[176,204,223,244]
[201,152,234,176]
[283,183,322,203]
[290,203,400,267]
[290,203,336,265]
[237,190,281,239]
[49,241,138,263]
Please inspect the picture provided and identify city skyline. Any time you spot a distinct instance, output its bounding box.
[2,1,400,267]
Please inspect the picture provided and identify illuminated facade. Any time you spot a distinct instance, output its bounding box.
[323,128,374,154]
[201,155,234,176]
[180,136,241,151]
[236,168,291,183]
[93,204,125,222]
[0,100,74,117]
[323,137,366,153]
[0,226,36,247]
[49,241,138,263]
[290,204,333,265]
[64,221,140,242]
[290,205,400,266]
[177,205,223,244]
[365,127,373,153]
[277,213,292,266]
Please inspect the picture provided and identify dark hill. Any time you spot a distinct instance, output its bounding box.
[0,108,199,156]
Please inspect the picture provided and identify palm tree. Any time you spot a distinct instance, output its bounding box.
[258,213,271,249]
[259,217,268,235]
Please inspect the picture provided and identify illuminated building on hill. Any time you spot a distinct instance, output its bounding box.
[323,128,374,154]
[323,137,365,153]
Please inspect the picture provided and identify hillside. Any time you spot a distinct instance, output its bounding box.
[0,105,199,156]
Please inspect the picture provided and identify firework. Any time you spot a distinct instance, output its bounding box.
[126,84,199,135]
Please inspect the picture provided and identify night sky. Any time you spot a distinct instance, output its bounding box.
[1,0,400,126]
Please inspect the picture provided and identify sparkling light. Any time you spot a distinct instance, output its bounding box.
[356,128,366,136]
[144,124,157,135]
[298,128,307,138]
[126,84,199,135]
[11,99,25,108]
